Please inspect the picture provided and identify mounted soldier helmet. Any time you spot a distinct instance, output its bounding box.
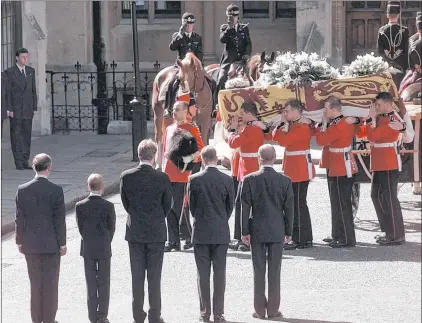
[226,4,240,16]
[182,12,195,24]
[386,1,401,14]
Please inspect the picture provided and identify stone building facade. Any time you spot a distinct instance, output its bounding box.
[2,1,421,136]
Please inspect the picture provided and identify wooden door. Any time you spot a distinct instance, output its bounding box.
[346,1,422,63]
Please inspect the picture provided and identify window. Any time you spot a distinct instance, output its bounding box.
[1,1,20,71]
[122,1,181,19]
[276,1,296,18]
[242,1,270,18]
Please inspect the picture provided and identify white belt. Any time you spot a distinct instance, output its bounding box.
[240,152,258,158]
[285,150,313,181]
[329,146,352,178]
[372,142,402,172]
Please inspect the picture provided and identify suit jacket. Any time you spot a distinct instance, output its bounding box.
[169,31,203,62]
[240,167,294,243]
[377,24,409,72]
[15,176,66,254]
[219,23,252,68]
[120,164,173,243]
[76,195,116,258]
[188,166,235,244]
[4,65,37,119]
[1,72,8,121]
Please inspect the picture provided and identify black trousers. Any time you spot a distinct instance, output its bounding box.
[371,170,405,239]
[25,253,60,323]
[129,242,165,323]
[250,240,283,317]
[167,182,192,243]
[233,178,242,241]
[329,176,356,245]
[194,244,228,317]
[83,257,111,322]
[292,181,313,244]
[214,66,229,106]
[10,117,32,168]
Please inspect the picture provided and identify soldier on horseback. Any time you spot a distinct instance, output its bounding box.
[215,4,252,108]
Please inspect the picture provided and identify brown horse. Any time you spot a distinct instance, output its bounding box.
[152,53,213,168]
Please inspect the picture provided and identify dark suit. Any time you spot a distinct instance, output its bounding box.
[120,164,173,323]
[240,166,294,318]
[1,71,8,131]
[188,166,234,319]
[76,195,116,323]
[15,175,66,323]
[5,65,37,168]
[169,31,203,62]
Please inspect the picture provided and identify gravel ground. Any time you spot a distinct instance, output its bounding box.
[1,166,421,323]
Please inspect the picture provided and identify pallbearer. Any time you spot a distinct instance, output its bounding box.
[366,92,406,245]
[272,100,315,250]
[316,96,357,248]
[377,1,409,88]
[226,102,265,252]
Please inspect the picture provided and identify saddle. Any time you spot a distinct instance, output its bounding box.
[166,128,200,172]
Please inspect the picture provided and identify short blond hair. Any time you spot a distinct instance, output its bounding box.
[87,173,104,191]
[138,139,157,161]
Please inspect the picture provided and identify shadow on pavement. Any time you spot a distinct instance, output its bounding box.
[355,219,422,234]
[272,317,352,323]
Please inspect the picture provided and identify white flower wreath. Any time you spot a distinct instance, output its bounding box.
[342,52,390,77]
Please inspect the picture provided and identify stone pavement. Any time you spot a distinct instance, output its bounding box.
[1,165,421,323]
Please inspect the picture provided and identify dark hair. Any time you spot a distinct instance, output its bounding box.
[201,145,218,162]
[375,92,394,103]
[325,95,342,111]
[32,153,52,172]
[240,102,258,116]
[15,48,28,57]
[285,99,305,112]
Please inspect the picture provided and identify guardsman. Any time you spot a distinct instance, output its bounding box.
[272,100,315,250]
[366,92,406,245]
[377,1,409,88]
[169,12,203,62]
[409,12,421,46]
[315,96,357,248]
[215,4,252,105]
[226,102,265,252]
[162,100,204,252]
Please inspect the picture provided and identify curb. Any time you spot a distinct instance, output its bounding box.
[1,180,121,237]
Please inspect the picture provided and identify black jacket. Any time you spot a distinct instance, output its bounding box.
[240,167,294,243]
[15,176,66,254]
[188,166,235,244]
[409,38,422,71]
[377,23,409,71]
[169,31,203,62]
[219,23,252,68]
[120,164,173,243]
[76,195,116,258]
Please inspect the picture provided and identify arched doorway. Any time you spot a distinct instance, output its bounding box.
[346,1,421,63]
[1,1,22,71]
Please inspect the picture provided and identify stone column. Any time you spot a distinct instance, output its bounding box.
[21,1,50,136]
[202,1,217,64]
[296,0,332,57]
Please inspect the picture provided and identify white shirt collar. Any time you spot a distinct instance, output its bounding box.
[89,191,102,197]
[234,23,239,31]
[35,173,48,179]
[139,161,153,167]
[185,32,192,37]
[16,64,25,73]
[205,165,217,169]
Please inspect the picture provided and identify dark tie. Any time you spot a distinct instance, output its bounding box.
[21,68,25,77]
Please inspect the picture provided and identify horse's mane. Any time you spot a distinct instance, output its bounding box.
[248,53,261,71]
[182,52,203,70]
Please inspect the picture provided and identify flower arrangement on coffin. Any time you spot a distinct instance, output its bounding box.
[342,52,390,77]
[225,77,251,89]
[255,51,340,87]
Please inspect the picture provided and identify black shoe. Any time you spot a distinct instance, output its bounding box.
[97,318,110,323]
[23,164,32,169]
[213,315,226,322]
[285,241,313,250]
[267,311,282,319]
[329,241,355,248]
[164,242,180,252]
[377,237,406,246]
[183,240,193,250]
[149,318,165,323]
[374,233,386,241]
[297,241,313,249]
[228,240,240,251]
[284,241,300,250]
[322,237,333,243]
[16,165,24,170]
[238,243,250,252]
[252,312,265,319]
[199,316,210,322]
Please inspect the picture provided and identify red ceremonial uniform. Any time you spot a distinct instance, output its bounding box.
[227,122,265,181]
[272,122,315,182]
[163,121,204,183]
[231,148,240,178]
[366,112,401,171]
[316,116,357,177]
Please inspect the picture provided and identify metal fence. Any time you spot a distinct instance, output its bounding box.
[46,61,160,133]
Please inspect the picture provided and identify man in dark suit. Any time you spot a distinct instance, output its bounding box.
[188,145,235,323]
[1,71,8,133]
[240,144,294,320]
[76,173,116,323]
[15,153,66,323]
[4,47,38,170]
[120,139,173,323]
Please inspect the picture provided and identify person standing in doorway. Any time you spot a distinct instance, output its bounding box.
[5,48,38,170]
